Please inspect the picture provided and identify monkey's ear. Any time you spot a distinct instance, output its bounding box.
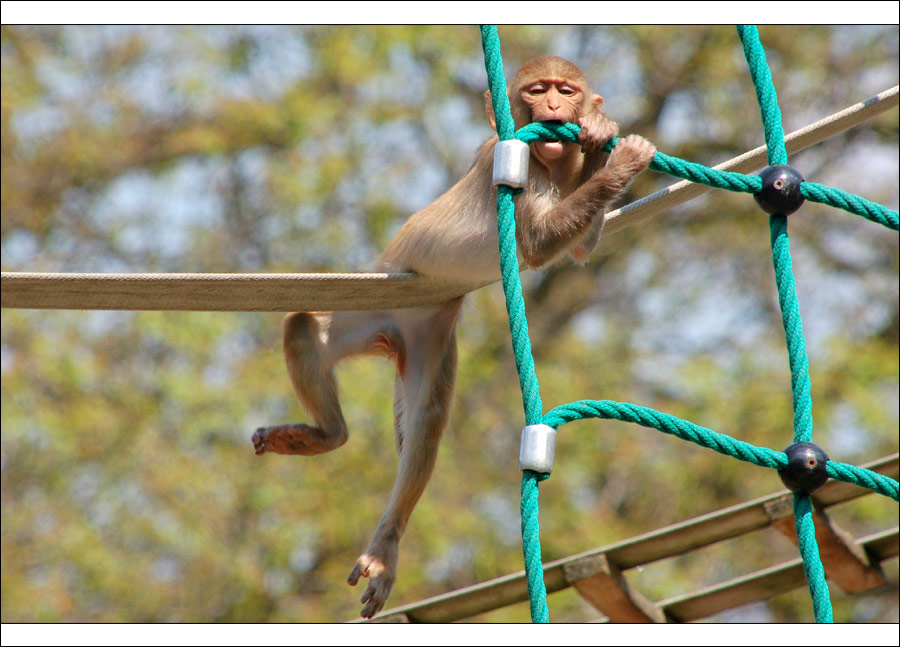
[484,90,497,130]
[592,94,604,111]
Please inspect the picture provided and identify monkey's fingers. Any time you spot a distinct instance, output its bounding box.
[577,115,618,154]
[609,134,657,173]
[347,554,373,586]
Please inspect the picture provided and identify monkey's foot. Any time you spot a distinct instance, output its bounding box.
[348,541,398,619]
[252,424,341,456]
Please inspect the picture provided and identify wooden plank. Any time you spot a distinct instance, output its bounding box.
[368,612,410,623]
[862,528,900,563]
[663,557,809,622]
[564,555,665,622]
[771,510,886,594]
[0,272,485,312]
[376,568,568,624]
[660,528,898,622]
[590,455,896,571]
[361,455,896,622]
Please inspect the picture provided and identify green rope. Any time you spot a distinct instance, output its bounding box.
[794,494,834,622]
[738,23,833,622]
[517,125,899,230]
[478,24,899,624]
[801,181,900,230]
[768,215,814,444]
[738,25,787,166]
[651,150,763,193]
[544,400,786,468]
[480,24,550,623]
[542,399,898,501]
[826,461,900,500]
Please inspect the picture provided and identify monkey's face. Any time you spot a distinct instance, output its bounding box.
[517,78,584,162]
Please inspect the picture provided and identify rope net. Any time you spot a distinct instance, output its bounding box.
[479,24,899,624]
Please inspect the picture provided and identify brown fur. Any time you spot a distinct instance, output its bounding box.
[253,57,656,618]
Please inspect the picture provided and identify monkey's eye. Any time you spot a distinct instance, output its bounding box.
[558,85,576,96]
[526,84,547,95]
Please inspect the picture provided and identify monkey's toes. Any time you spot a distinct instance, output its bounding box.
[348,553,395,619]
[360,583,389,619]
[251,427,270,455]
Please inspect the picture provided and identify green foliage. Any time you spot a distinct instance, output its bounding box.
[1,25,897,623]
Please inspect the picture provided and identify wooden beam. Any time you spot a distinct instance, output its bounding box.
[368,612,410,623]
[770,509,886,594]
[660,528,898,622]
[0,271,485,312]
[564,554,665,622]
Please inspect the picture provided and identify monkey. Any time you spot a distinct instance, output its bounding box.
[251,56,657,619]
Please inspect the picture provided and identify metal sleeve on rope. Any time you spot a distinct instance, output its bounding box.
[493,139,530,188]
[519,424,557,474]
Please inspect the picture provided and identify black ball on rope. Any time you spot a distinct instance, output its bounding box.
[778,442,829,494]
[754,164,806,216]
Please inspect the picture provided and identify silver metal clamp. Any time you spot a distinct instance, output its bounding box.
[492,139,530,188]
[519,424,556,474]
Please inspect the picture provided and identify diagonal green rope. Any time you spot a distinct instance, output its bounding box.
[479,24,898,624]
[517,123,898,230]
[541,400,898,501]
[801,181,900,230]
[826,461,899,500]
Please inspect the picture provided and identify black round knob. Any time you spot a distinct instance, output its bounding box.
[778,442,829,494]
[754,165,805,216]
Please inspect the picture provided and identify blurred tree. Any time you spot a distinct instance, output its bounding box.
[1,25,897,624]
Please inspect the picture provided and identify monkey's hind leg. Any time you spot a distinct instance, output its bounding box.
[254,310,399,457]
[348,297,462,618]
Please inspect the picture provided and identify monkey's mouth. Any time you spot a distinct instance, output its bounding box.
[534,121,566,159]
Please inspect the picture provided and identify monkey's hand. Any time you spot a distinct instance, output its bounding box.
[606,133,657,176]
[577,111,619,154]
[348,536,399,619]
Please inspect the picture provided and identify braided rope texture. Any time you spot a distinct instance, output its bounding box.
[517,125,899,231]
[737,23,835,621]
[480,25,550,623]
[479,24,899,624]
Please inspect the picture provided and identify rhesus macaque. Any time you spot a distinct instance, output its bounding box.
[252,56,656,618]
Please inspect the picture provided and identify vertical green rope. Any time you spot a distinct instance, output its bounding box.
[794,494,834,622]
[739,24,832,623]
[769,216,814,443]
[480,24,550,623]
[738,25,787,166]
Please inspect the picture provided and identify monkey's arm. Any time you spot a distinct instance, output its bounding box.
[516,134,656,269]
